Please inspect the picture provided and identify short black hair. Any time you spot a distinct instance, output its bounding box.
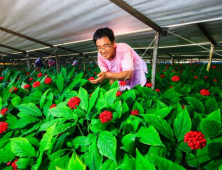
[93,27,115,45]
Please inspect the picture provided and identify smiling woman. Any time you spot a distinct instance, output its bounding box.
[90,27,148,90]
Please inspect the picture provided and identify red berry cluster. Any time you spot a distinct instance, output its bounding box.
[24,84,30,89]
[50,104,57,109]
[36,68,40,71]
[211,65,217,69]
[67,97,81,109]
[119,81,126,86]
[130,110,139,116]
[184,131,207,150]
[160,74,165,78]
[33,81,41,88]
[172,75,180,82]
[37,72,43,77]
[0,121,9,135]
[44,77,52,84]
[99,110,113,124]
[7,159,18,170]
[0,108,8,116]
[181,105,186,109]
[213,79,217,82]
[26,72,30,75]
[9,87,18,93]
[116,91,122,97]
[194,76,198,79]
[89,77,95,81]
[29,78,33,81]
[155,89,160,92]
[200,89,210,96]
[145,83,153,87]
[0,77,4,81]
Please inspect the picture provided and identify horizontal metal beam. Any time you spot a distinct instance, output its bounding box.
[197,23,217,47]
[0,27,54,48]
[0,27,86,57]
[110,0,167,36]
[0,44,26,54]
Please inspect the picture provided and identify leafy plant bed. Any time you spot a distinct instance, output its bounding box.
[0,63,222,170]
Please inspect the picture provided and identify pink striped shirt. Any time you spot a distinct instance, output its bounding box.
[98,43,148,90]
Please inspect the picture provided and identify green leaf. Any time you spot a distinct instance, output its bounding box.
[60,67,67,80]
[143,114,174,141]
[147,146,167,158]
[177,141,191,153]
[67,153,86,170]
[200,119,222,137]
[88,86,100,114]
[0,149,15,164]
[40,89,50,109]
[21,122,43,137]
[99,160,117,170]
[39,118,68,131]
[11,137,36,157]
[136,150,156,170]
[68,72,83,90]
[185,97,205,113]
[49,106,78,120]
[110,80,118,89]
[112,100,122,120]
[156,107,173,118]
[156,100,167,109]
[132,101,144,114]
[186,153,198,168]
[162,87,182,100]
[56,74,64,92]
[10,116,39,129]
[67,68,75,80]
[49,149,68,161]
[205,109,221,123]
[40,123,56,152]
[181,85,191,94]
[90,119,108,133]
[205,158,222,170]
[97,131,116,162]
[78,87,88,111]
[173,108,191,142]
[0,97,2,110]
[152,155,186,170]
[122,90,136,107]
[11,96,21,107]
[53,123,76,136]
[122,101,129,115]
[137,126,164,146]
[17,158,34,169]
[96,98,111,111]
[205,97,218,114]
[87,140,102,170]
[103,87,118,105]
[121,134,136,154]
[53,133,68,152]
[17,103,42,117]
[118,154,135,170]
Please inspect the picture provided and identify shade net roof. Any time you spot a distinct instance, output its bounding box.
[0,0,222,62]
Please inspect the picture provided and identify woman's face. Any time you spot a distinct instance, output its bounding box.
[96,36,116,61]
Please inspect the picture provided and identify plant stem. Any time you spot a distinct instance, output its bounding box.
[76,123,84,136]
